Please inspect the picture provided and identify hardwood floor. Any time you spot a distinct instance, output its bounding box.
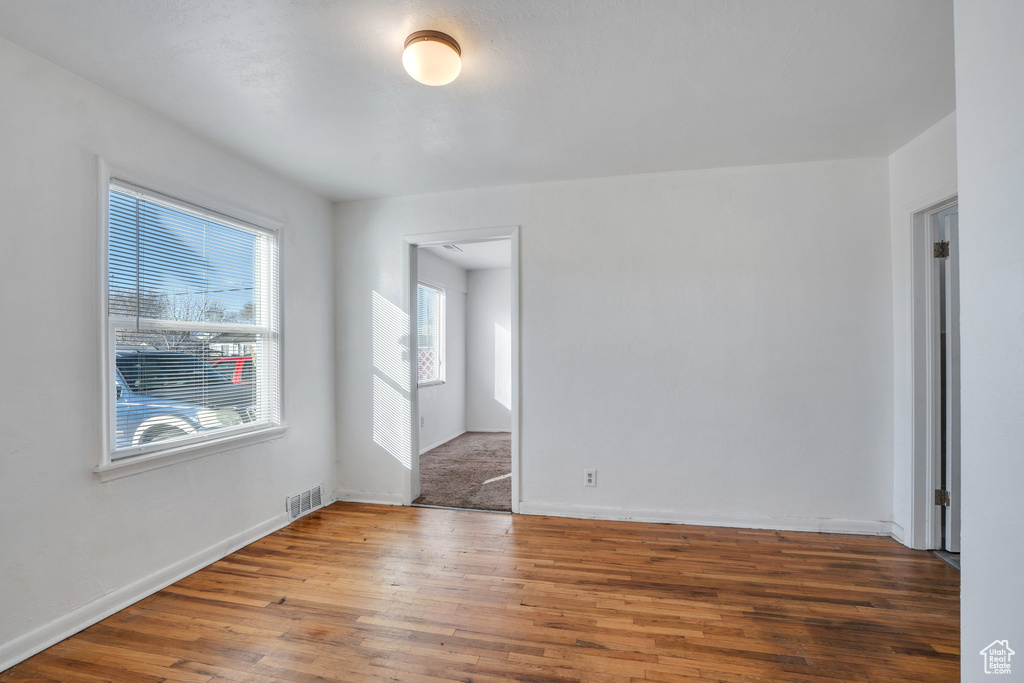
[2,503,960,682]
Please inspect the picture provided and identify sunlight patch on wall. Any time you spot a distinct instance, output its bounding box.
[372,291,410,392]
[372,375,411,468]
[494,322,512,410]
[372,291,411,468]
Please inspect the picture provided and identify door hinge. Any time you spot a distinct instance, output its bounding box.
[933,241,950,258]
[934,489,951,507]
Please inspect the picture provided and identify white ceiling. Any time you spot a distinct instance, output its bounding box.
[0,1,954,202]
[422,240,510,271]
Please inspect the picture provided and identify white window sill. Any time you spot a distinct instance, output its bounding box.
[94,425,288,482]
[418,380,445,388]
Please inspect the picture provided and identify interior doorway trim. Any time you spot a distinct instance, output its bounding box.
[910,195,958,550]
[403,226,521,513]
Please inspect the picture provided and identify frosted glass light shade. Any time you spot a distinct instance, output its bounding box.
[403,31,461,86]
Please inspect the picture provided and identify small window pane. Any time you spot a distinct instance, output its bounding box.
[417,284,445,385]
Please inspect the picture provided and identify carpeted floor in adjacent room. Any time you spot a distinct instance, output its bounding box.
[414,431,511,511]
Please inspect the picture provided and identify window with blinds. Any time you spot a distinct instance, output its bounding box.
[106,180,281,460]
[417,283,445,386]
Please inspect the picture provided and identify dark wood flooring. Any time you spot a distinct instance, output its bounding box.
[1,502,960,681]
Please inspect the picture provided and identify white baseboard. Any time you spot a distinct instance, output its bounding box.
[464,428,512,434]
[517,502,892,536]
[0,512,289,673]
[419,430,467,454]
[334,489,406,505]
[889,521,907,545]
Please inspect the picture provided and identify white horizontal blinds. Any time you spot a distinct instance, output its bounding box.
[109,184,264,325]
[417,283,444,384]
[108,180,280,459]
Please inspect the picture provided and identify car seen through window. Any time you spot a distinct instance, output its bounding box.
[114,349,257,453]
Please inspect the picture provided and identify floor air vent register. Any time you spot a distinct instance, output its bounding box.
[286,484,324,521]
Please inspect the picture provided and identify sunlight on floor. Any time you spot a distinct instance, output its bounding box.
[482,472,511,485]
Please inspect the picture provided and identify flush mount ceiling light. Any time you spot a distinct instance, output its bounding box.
[403,30,461,86]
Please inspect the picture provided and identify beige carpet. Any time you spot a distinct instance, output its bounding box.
[414,432,511,511]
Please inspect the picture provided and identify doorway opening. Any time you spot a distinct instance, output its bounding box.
[912,198,960,561]
[403,228,518,513]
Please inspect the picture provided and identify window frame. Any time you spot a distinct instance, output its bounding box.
[95,160,287,481]
[416,281,446,388]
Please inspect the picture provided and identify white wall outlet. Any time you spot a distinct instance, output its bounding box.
[420,416,425,428]
[584,469,597,487]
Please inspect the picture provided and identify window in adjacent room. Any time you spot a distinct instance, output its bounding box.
[417,282,445,386]
[105,179,281,462]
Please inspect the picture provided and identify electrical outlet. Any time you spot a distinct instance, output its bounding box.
[584,469,597,487]
[420,416,425,428]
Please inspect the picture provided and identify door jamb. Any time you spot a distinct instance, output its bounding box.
[910,195,957,549]
[402,226,521,512]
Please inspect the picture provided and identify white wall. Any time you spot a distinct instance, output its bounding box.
[887,112,958,546]
[953,2,1024,677]
[334,157,894,532]
[0,38,336,669]
[466,268,513,432]
[417,250,467,453]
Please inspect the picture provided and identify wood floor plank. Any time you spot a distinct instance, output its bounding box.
[1,503,959,681]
